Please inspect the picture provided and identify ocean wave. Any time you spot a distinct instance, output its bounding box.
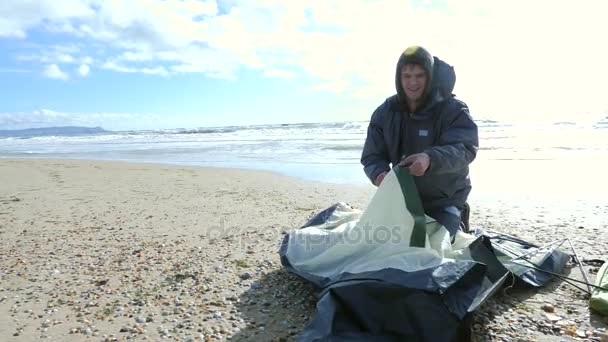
[552,146,586,150]
[478,147,514,150]
[1,151,47,154]
[481,136,512,140]
[165,121,370,135]
[321,144,363,151]
[176,127,241,134]
[476,121,512,128]
[594,120,608,129]
[340,121,368,130]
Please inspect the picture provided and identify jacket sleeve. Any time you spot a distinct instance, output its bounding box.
[424,100,478,174]
[361,104,391,184]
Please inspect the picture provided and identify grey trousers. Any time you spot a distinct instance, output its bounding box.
[426,206,462,236]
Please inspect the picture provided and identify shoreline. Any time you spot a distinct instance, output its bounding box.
[3,155,607,200]
[3,155,607,214]
[1,158,607,341]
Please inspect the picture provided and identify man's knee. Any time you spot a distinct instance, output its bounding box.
[427,206,462,236]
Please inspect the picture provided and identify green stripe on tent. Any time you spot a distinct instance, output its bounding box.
[395,167,426,247]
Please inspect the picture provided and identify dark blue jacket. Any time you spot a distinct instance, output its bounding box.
[361,90,478,210]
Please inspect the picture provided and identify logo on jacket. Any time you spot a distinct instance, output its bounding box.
[418,129,429,137]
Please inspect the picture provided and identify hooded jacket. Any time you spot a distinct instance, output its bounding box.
[361,48,478,211]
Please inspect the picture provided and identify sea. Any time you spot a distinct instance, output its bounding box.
[1,118,607,204]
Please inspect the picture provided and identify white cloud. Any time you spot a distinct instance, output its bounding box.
[56,53,75,63]
[262,69,293,78]
[3,0,608,121]
[79,0,218,49]
[102,60,169,76]
[17,45,82,64]
[313,81,347,93]
[122,51,154,62]
[78,64,90,76]
[80,56,93,64]
[0,109,69,127]
[0,109,161,130]
[0,0,94,38]
[43,64,69,80]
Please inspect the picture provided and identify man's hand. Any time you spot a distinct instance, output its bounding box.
[399,153,431,176]
[374,171,388,187]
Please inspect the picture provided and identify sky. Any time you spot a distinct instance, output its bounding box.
[1,0,607,131]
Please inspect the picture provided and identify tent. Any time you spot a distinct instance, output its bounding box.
[280,167,570,341]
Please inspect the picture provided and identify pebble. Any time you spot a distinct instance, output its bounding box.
[595,331,608,340]
[2,206,606,342]
[541,304,555,313]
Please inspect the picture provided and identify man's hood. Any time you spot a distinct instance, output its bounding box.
[394,46,456,113]
[395,46,435,106]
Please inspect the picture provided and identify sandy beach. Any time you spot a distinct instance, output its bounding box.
[1,158,607,341]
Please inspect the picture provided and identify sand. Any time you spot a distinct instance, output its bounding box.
[1,158,607,341]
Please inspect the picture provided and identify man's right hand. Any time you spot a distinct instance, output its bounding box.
[374,171,388,187]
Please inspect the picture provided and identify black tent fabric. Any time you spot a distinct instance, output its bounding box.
[279,168,570,341]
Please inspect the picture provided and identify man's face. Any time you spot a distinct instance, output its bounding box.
[400,64,427,102]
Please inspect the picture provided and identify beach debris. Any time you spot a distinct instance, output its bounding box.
[239,272,252,280]
[94,279,109,286]
[0,196,21,203]
[541,303,555,313]
[250,281,261,289]
[545,313,562,322]
[575,329,587,338]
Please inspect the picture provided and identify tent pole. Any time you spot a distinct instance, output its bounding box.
[566,238,593,294]
[484,234,596,294]
[511,259,594,295]
[509,238,568,261]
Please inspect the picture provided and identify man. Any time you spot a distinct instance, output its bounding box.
[360,46,478,236]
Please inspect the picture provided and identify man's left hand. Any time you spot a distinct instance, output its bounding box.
[399,153,431,176]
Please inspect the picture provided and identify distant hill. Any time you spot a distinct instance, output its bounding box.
[0,126,108,138]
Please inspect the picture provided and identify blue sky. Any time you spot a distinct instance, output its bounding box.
[1,0,607,131]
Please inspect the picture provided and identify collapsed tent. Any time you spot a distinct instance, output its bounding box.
[280,167,570,341]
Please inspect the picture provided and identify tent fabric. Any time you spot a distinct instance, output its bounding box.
[279,167,571,341]
[471,230,571,287]
[590,262,608,316]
